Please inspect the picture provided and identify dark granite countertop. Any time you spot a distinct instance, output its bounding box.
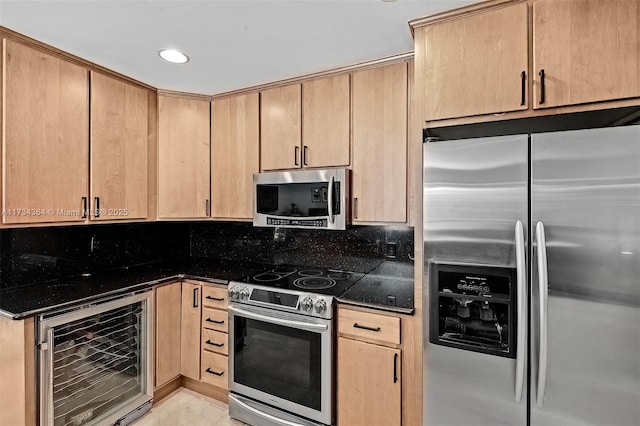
[337,261,415,315]
[0,257,415,319]
[0,257,267,319]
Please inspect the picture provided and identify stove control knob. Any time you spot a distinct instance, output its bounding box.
[228,287,239,299]
[240,288,251,300]
[301,297,314,312]
[314,299,327,314]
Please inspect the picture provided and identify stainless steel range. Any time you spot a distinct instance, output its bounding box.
[227,266,363,426]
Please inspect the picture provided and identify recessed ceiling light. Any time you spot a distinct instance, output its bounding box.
[158,49,189,64]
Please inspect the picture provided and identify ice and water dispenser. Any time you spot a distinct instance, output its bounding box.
[429,263,517,358]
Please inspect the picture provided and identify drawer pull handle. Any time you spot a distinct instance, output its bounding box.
[206,296,225,301]
[206,318,225,325]
[205,340,224,347]
[353,323,380,332]
[205,368,224,376]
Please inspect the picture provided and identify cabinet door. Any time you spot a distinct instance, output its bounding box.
[90,72,148,220]
[352,62,407,223]
[533,0,640,108]
[2,39,88,224]
[211,93,259,219]
[158,96,210,218]
[419,2,528,121]
[181,282,202,381]
[155,282,181,388]
[337,337,401,426]
[260,84,301,171]
[302,75,350,168]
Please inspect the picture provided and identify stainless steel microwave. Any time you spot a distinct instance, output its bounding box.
[253,168,349,230]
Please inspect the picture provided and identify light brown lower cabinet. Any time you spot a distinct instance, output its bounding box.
[0,316,35,426]
[180,281,202,381]
[337,337,401,426]
[201,284,229,390]
[155,282,182,389]
[154,280,229,399]
[337,306,404,425]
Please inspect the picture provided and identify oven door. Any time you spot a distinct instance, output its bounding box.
[228,303,333,425]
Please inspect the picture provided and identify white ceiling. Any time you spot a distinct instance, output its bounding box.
[0,0,473,95]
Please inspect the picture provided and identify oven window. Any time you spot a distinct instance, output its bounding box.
[233,317,322,410]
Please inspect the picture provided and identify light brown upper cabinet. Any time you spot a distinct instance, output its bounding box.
[2,39,89,224]
[416,2,529,122]
[158,95,210,218]
[260,84,302,171]
[90,72,148,220]
[533,0,640,108]
[211,93,259,219]
[351,62,408,224]
[302,74,351,168]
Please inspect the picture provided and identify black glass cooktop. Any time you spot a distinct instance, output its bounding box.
[235,265,365,296]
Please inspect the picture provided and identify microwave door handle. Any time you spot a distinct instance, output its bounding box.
[515,220,527,402]
[327,176,335,224]
[228,305,328,332]
[536,221,549,407]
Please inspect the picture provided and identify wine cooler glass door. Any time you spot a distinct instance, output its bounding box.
[39,291,153,426]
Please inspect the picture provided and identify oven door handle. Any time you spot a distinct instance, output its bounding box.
[228,305,328,332]
[229,394,307,426]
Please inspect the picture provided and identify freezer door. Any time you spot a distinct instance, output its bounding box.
[424,135,528,425]
[531,126,640,426]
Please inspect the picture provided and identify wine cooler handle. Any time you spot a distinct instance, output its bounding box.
[515,220,527,402]
[536,221,549,407]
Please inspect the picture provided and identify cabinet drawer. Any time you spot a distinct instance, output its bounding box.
[202,328,228,356]
[202,307,228,333]
[338,308,400,345]
[202,286,228,309]
[201,351,228,389]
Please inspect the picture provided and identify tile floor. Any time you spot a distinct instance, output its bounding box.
[133,388,246,426]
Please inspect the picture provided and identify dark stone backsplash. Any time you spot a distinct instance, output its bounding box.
[0,221,414,290]
[190,222,414,274]
[0,222,190,289]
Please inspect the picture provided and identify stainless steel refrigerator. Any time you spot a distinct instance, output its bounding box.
[423,126,640,426]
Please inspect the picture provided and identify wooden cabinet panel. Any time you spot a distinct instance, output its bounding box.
[337,337,401,426]
[181,282,202,381]
[201,351,228,389]
[211,93,259,219]
[90,72,148,220]
[260,84,301,171]
[338,308,401,346]
[302,75,350,168]
[202,307,228,333]
[158,96,210,218]
[2,39,89,224]
[202,285,228,310]
[155,282,181,388]
[420,2,528,121]
[202,329,228,356]
[352,62,408,223]
[533,0,640,108]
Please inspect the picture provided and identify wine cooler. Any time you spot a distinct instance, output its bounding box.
[38,291,153,426]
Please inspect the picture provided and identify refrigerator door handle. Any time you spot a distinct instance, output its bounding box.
[536,221,549,407]
[515,220,527,402]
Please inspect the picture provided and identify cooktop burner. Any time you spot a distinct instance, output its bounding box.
[237,265,364,296]
[293,276,336,290]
